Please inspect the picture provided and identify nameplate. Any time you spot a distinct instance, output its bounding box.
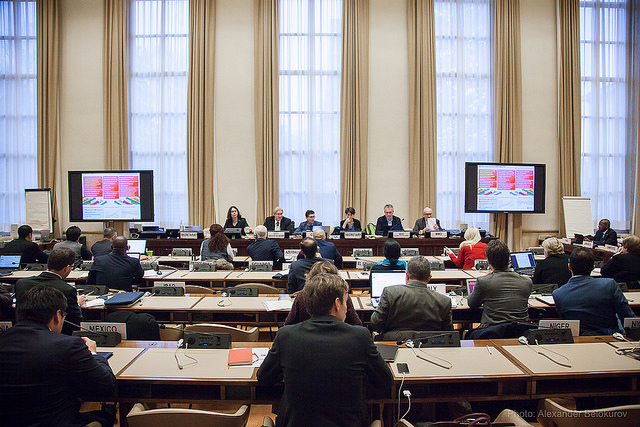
[81,322,127,339]
[427,283,447,295]
[284,249,299,259]
[268,231,286,239]
[604,244,618,252]
[343,231,362,239]
[624,318,640,329]
[303,231,314,238]
[179,231,198,239]
[154,281,185,290]
[0,321,12,332]
[430,231,448,239]
[561,237,572,245]
[539,319,580,337]
[390,231,410,239]
[583,241,594,248]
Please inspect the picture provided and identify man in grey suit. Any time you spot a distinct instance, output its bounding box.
[370,256,453,340]
[412,206,443,234]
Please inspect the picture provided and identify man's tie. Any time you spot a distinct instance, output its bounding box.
[276,221,280,231]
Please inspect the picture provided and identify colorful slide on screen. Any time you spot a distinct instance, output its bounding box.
[81,173,141,220]
[477,165,535,211]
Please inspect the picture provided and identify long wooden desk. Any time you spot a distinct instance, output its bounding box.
[106,337,640,427]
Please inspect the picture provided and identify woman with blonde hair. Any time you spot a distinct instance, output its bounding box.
[445,227,487,269]
[284,261,362,326]
[533,237,571,286]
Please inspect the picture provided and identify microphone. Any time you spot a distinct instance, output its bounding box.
[613,332,640,354]
[67,319,122,347]
[518,335,571,368]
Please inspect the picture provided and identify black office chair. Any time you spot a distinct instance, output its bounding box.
[465,321,535,340]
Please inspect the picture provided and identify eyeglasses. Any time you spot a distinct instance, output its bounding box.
[60,310,67,319]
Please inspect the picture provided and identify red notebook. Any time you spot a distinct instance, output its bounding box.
[228,348,253,366]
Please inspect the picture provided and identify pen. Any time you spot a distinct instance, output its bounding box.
[486,345,492,355]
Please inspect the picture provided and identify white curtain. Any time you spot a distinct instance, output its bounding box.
[0,0,37,231]
[434,0,492,231]
[580,0,633,231]
[129,0,189,228]
[278,0,342,228]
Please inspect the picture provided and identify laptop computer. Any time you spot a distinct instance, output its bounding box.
[370,270,406,308]
[510,251,536,276]
[0,254,22,275]
[127,239,147,256]
[466,279,477,296]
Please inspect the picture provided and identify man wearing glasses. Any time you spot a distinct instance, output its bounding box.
[15,247,86,335]
[0,286,116,426]
[413,206,442,234]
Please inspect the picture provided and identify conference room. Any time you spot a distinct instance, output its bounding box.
[1,0,639,426]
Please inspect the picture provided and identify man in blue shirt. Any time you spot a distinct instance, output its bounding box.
[294,209,322,234]
[553,247,635,335]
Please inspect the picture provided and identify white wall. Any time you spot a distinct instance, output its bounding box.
[57,0,562,247]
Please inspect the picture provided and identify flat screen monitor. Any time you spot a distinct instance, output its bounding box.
[68,171,154,222]
[464,162,546,213]
[370,271,406,298]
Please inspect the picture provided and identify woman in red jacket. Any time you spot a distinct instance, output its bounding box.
[446,227,487,269]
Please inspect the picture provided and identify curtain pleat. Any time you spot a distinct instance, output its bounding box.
[254,0,279,224]
[340,0,369,225]
[187,0,216,226]
[493,0,523,249]
[103,0,129,170]
[37,0,60,236]
[407,0,437,221]
[631,0,640,235]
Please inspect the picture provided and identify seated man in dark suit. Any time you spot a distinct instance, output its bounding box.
[375,203,402,236]
[601,235,640,284]
[247,225,285,269]
[412,206,443,234]
[586,218,618,247]
[3,224,48,264]
[258,272,392,427]
[15,247,86,335]
[370,256,453,340]
[264,206,295,232]
[553,246,636,335]
[296,228,343,268]
[87,236,144,292]
[0,286,116,426]
[91,227,117,257]
[287,238,327,294]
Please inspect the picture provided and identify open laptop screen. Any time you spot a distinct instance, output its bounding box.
[0,254,22,269]
[370,271,406,298]
[127,239,147,255]
[510,251,535,270]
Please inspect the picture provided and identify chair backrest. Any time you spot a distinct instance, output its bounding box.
[185,285,215,294]
[537,398,640,427]
[127,403,249,427]
[106,311,160,340]
[234,283,283,294]
[185,324,259,342]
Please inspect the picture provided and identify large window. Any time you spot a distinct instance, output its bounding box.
[279,0,342,228]
[129,0,188,228]
[580,0,633,231]
[434,0,493,231]
[0,0,37,231]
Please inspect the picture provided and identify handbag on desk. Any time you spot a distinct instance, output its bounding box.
[430,413,515,426]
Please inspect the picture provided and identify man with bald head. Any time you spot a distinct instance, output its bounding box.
[87,236,144,291]
[296,228,343,268]
[413,206,442,234]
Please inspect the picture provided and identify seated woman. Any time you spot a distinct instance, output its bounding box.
[533,237,571,286]
[200,224,234,267]
[284,261,362,326]
[601,235,640,285]
[339,207,362,231]
[370,239,407,272]
[223,206,251,235]
[446,227,487,269]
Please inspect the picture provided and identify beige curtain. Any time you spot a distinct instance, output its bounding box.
[630,0,640,236]
[254,0,279,224]
[340,0,369,224]
[407,0,437,220]
[187,0,216,226]
[37,0,60,236]
[493,0,523,249]
[556,0,581,237]
[103,0,129,170]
